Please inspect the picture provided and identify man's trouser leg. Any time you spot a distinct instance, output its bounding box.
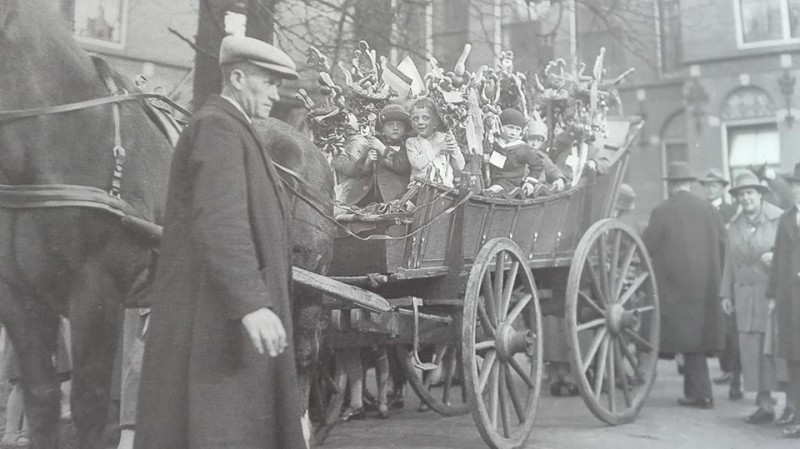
[683,352,712,400]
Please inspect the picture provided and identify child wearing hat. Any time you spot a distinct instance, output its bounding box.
[484,108,546,198]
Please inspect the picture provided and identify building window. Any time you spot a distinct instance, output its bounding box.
[74,0,127,48]
[736,0,800,46]
[657,0,682,74]
[727,123,781,177]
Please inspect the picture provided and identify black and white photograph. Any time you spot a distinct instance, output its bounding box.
[1,0,800,448]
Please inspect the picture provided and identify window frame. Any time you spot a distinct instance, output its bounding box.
[73,0,129,50]
[733,0,800,49]
[721,117,781,183]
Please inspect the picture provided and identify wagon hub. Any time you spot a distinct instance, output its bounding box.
[496,324,536,360]
[607,304,639,335]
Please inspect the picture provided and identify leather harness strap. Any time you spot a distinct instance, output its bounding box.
[0,93,191,123]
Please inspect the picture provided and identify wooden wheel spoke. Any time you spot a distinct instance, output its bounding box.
[498,364,511,438]
[618,272,649,306]
[478,302,497,338]
[501,261,520,318]
[578,290,605,315]
[609,230,622,303]
[443,349,456,404]
[593,336,611,399]
[475,340,496,351]
[508,356,536,388]
[506,293,532,324]
[489,362,500,428]
[631,305,655,314]
[493,252,505,316]
[582,328,608,373]
[585,262,608,306]
[607,335,616,413]
[617,334,641,374]
[483,271,498,325]
[577,317,605,332]
[478,350,498,393]
[623,328,655,352]
[597,233,610,301]
[615,339,632,407]
[613,244,638,301]
[504,361,527,423]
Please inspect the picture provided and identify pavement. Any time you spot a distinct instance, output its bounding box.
[322,360,799,449]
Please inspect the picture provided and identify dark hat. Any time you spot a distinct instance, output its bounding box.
[499,108,526,128]
[729,170,769,195]
[785,162,800,184]
[219,35,299,80]
[616,183,636,211]
[697,168,729,186]
[663,161,697,182]
[379,103,410,125]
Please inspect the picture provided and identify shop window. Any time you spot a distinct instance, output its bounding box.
[736,0,800,46]
[727,123,781,178]
[74,0,127,48]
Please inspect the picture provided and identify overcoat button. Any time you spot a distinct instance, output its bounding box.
[362,186,368,191]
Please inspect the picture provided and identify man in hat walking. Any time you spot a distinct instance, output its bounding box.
[698,168,742,397]
[643,161,726,408]
[134,35,307,449]
[768,162,800,438]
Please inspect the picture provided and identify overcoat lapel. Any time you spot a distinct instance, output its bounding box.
[211,98,289,223]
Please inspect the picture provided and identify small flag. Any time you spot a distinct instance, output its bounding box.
[397,56,425,96]
[381,60,413,97]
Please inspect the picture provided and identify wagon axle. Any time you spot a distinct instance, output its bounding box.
[606,304,640,335]
[495,325,536,360]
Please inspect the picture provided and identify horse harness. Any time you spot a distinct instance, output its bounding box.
[0,93,189,241]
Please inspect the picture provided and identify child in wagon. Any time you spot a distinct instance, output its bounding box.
[484,108,547,198]
[406,98,465,188]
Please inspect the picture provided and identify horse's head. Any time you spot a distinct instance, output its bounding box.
[0,0,174,223]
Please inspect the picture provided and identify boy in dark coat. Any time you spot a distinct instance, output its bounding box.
[643,161,726,409]
[134,36,307,449]
[485,108,545,198]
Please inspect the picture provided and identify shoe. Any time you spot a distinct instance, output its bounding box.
[713,372,732,385]
[677,397,714,409]
[339,407,365,422]
[563,382,580,397]
[745,408,775,424]
[783,424,800,438]
[728,388,743,401]
[776,408,796,426]
[550,381,564,397]
[362,391,377,412]
[377,403,390,419]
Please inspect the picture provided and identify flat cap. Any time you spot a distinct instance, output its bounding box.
[220,35,299,80]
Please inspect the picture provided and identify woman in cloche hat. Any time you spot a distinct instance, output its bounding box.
[719,170,788,426]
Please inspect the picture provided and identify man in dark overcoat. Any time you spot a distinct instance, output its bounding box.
[134,36,307,449]
[643,161,725,408]
[767,162,800,438]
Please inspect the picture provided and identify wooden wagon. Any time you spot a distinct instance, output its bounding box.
[296,116,659,449]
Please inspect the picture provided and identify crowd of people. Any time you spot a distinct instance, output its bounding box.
[642,160,800,439]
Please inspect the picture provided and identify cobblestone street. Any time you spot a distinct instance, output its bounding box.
[324,360,799,449]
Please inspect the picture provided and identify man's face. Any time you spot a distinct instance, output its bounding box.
[702,181,725,201]
[500,124,523,141]
[381,120,407,143]
[233,66,282,119]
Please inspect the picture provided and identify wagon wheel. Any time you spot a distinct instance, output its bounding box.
[565,219,660,425]
[397,343,470,416]
[463,238,543,449]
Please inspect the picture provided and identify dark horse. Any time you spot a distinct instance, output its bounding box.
[0,2,336,448]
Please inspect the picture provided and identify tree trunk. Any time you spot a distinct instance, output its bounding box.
[193,0,243,111]
[59,0,75,30]
[246,0,276,44]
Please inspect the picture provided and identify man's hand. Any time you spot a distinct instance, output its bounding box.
[368,136,386,156]
[721,297,734,316]
[586,160,598,172]
[761,251,774,267]
[241,308,287,357]
[552,178,565,192]
[522,182,536,196]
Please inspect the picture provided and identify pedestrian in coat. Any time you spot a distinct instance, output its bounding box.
[767,162,800,438]
[332,103,412,206]
[720,170,787,424]
[134,36,307,449]
[699,168,743,398]
[643,161,725,409]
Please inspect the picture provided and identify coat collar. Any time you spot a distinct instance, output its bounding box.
[205,94,251,127]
